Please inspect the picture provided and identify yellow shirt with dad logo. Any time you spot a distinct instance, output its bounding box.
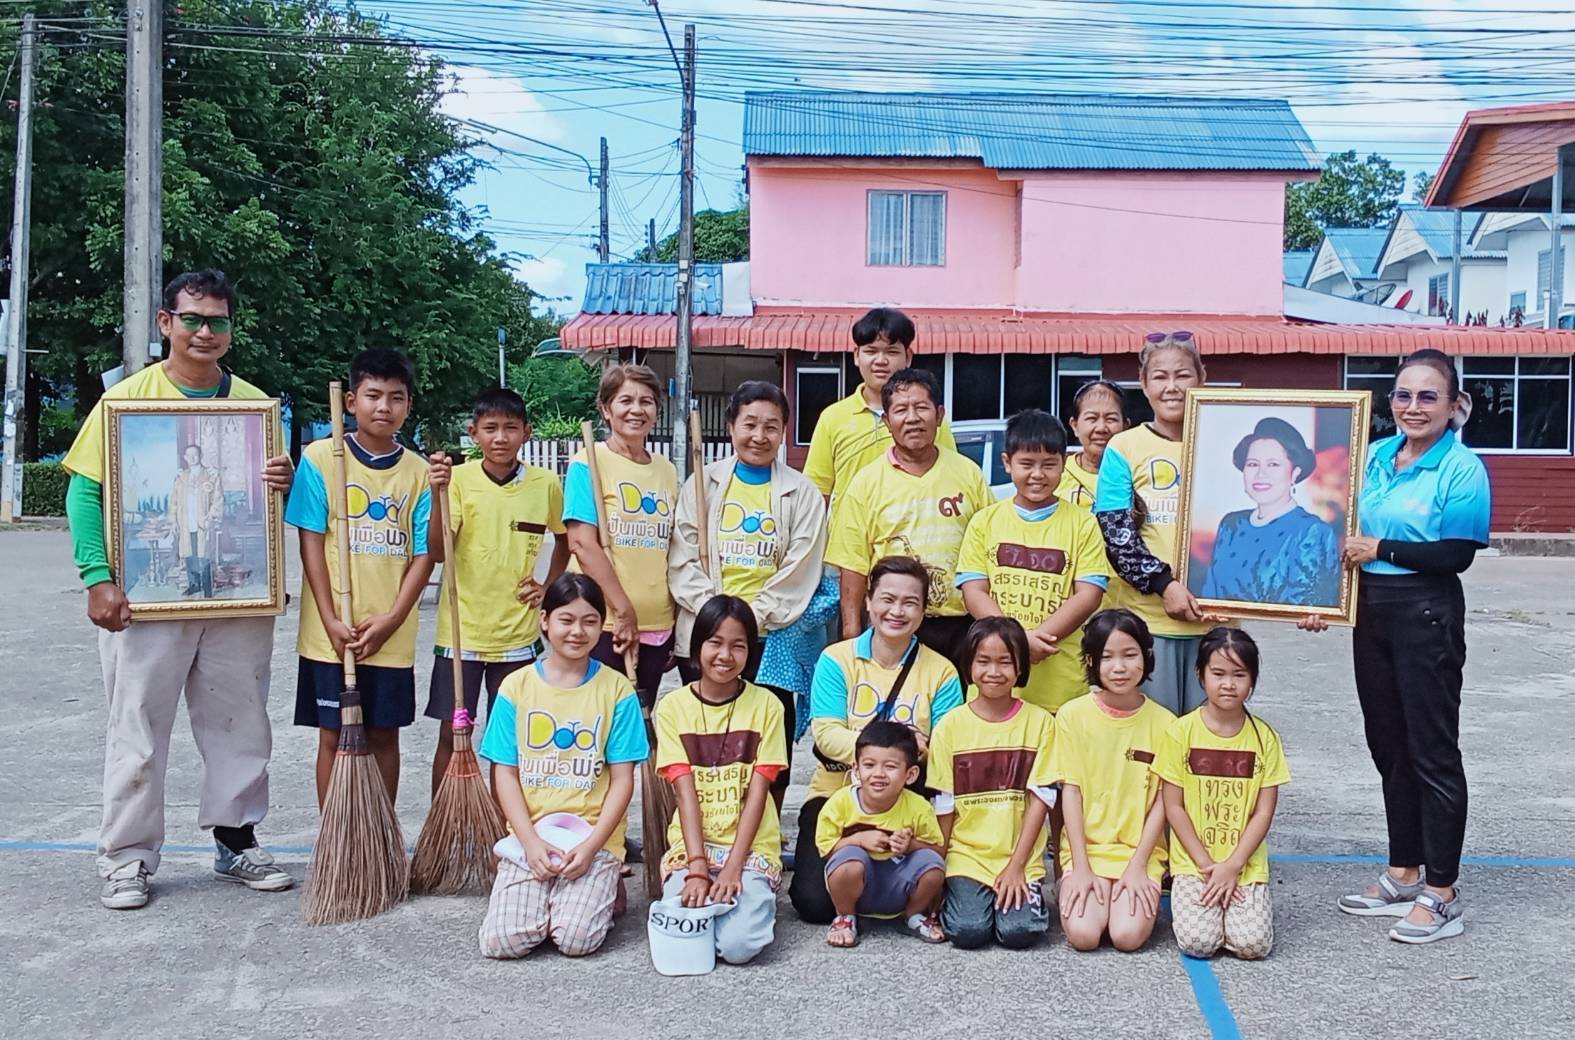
[717,470,777,604]
[478,659,650,862]
[563,444,678,633]
[927,700,1057,887]
[436,461,564,659]
[955,499,1109,713]
[1151,709,1291,886]
[806,631,964,799]
[1047,692,1173,882]
[803,387,958,499]
[1094,424,1210,638]
[654,681,789,881]
[286,437,431,668]
[825,448,991,617]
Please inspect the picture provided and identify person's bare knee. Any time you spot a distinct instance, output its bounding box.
[1061,910,1106,952]
[1108,912,1156,953]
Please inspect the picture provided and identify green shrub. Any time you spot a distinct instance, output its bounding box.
[22,462,68,516]
[532,416,585,441]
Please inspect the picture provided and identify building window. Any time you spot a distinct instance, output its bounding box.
[1510,291,1527,314]
[942,354,1054,422]
[1427,273,1451,318]
[1345,355,1572,453]
[1538,247,1566,302]
[867,191,946,266]
[794,365,843,446]
[1460,357,1571,452]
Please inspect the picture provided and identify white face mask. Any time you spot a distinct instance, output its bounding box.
[1450,391,1474,432]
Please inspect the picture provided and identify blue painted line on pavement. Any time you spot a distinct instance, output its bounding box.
[1180,952,1243,1040]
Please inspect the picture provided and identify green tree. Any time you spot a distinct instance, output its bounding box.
[1412,170,1436,203]
[644,206,749,262]
[0,0,551,454]
[1284,150,1406,250]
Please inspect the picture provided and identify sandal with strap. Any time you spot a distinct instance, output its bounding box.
[1338,871,1424,917]
[905,912,946,944]
[826,914,859,948]
[1389,888,1465,945]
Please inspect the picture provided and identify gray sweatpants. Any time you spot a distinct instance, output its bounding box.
[661,869,778,965]
[1144,635,1205,716]
[96,616,276,877]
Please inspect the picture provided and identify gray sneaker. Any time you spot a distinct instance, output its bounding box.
[1338,870,1423,917]
[101,861,150,910]
[1389,889,1465,944]
[214,842,295,892]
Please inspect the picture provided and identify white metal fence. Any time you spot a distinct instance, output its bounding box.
[519,437,733,477]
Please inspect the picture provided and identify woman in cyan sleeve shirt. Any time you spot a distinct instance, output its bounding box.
[1334,348,1490,945]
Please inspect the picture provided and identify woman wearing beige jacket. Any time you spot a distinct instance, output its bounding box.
[669,381,828,804]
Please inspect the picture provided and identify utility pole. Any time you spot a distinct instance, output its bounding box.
[598,136,610,263]
[671,23,696,477]
[2,15,36,523]
[497,327,507,387]
[648,218,657,260]
[123,1,163,373]
[1450,208,1462,324]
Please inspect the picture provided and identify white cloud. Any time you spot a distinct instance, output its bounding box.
[512,255,578,303]
[440,65,567,146]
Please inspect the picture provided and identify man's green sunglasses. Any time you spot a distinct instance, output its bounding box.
[175,312,233,334]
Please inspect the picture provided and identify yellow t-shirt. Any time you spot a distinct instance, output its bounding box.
[807,632,964,799]
[927,700,1056,887]
[654,681,789,880]
[1057,452,1141,616]
[564,445,678,633]
[824,449,991,617]
[288,437,431,668]
[814,785,944,860]
[955,499,1109,712]
[1047,693,1174,881]
[803,388,958,499]
[63,363,270,484]
[1096,424,1209,638]
[717,472,777,604]
[436,461,564,659]
[1151,710,1292,886]
[478,660,648,862]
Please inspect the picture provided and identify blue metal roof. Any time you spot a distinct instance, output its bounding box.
[580,263,724,316]
[1322,227,1391,280]
[1283,250,1314,285]
[743,91,1320,172]
[1393,204,1496,260]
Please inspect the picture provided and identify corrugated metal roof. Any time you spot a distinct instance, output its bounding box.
[1396,204,1495,260]
[562,310,1575,357]
[580,263,724,316]
[743,91,1321,172]
[1283,251,1314,285]
[1322,228,1391,280]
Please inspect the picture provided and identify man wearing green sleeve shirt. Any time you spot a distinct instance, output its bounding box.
[63,270,295,910]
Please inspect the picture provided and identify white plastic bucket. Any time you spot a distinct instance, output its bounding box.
[647,897,736,976]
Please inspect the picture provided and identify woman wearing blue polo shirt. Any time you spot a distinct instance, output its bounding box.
[1333,349,1490,944]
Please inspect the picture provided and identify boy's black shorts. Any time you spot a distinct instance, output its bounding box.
[424,654,533,722]
[294,657,416,730]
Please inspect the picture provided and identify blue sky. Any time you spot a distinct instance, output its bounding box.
[357,0,1575,313]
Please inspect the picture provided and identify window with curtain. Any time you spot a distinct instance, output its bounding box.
[867,190,946,266]
[1427,273,1451,317]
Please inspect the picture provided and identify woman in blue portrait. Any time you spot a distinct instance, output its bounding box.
[1200,417,1339,607]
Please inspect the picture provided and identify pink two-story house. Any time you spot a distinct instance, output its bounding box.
[563,91,1575,530]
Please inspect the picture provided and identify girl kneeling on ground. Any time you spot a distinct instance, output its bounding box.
[1051,608,1173,952]
[477,574,649,958]
[653,595,788,966]
[1155,627,1291,960]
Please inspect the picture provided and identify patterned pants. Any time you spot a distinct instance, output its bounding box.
[478,850,621,958]
[1170,875,1274,960]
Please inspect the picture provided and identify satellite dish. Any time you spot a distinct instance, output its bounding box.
[1393,289,1413,309]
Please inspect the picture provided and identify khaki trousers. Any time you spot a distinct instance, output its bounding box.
[96,616,276,877]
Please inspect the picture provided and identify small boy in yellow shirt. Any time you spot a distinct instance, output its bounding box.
[815,720,947,947]
[424,388,569,797]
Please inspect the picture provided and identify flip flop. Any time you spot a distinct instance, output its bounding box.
[905,912,946,944]
[827,914,859,948]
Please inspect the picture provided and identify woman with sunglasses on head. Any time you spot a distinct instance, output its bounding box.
[1302,348,1490,945]
[1093,332,1216,716]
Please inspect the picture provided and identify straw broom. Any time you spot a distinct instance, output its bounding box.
[303,382,409,925]
[580,421,675,899]
[410,477,507,895]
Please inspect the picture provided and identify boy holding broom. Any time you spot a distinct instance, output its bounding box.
[424,388,570,797]
[286,348,433,805]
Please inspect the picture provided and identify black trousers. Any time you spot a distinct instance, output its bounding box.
[788,796,835,923]
[1352,572,1469,889]
[675,643,796,811]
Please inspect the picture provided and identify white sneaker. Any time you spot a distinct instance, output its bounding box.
[100,861,150,910]
[214,843,295,892]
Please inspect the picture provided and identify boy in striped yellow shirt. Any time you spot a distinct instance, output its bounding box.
[424,388,569,797]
